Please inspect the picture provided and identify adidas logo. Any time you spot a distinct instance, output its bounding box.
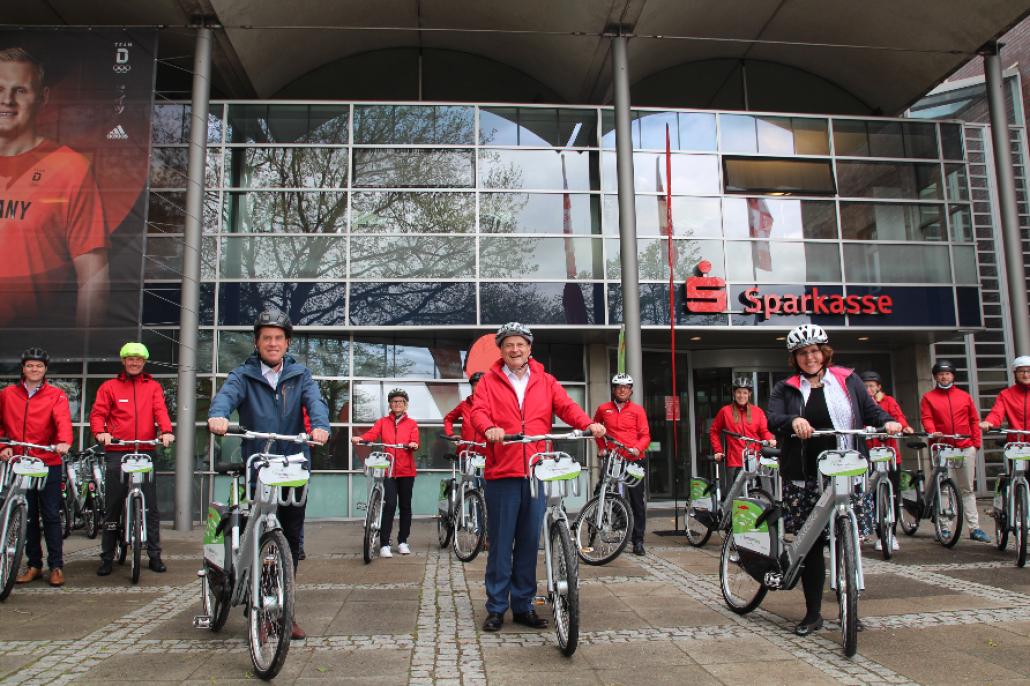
[106,125,129,140]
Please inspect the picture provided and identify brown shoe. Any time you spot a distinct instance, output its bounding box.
[15,567,42,584]
[48,568,65,587]
[290,622,306,640]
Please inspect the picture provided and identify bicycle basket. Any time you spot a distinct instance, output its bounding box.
[817,450,868,478]
[933,445,965,467]
[257,454,310,506]
[868,447,896,470]
[624,462,645,487]
[464,452,486,475]
[1004,443,1030,463]
[120,455,154,484]
[364,452,392,476]
[531,455,581,499]
[12,457,49,489]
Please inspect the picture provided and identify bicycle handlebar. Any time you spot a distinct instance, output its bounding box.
[722,430,774,446]
[502,429,591,443]
[438,433,487,448]
[109,438,162,447]
[223,425,313,444]
[986,429,1030,438]
[0,438,58,452]
[356,440,409,449]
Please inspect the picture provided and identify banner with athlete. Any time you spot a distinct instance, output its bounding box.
[0,29,156,360]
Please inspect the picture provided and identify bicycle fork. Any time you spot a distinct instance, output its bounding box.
[123,488,148,546]
[827,503,865,593]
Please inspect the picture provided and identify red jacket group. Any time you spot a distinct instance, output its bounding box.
[708,403,774,468]
[0,381,73,466]
[89,372,173,451]
[920,386,981,449]
[868,394,911,462]
[593,400,650,461]
[470,359,592,480]
[984,383,1030,437]
[444,396,486,451]
[360,414,419,477]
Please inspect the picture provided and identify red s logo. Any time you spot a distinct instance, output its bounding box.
[685,261,726,313]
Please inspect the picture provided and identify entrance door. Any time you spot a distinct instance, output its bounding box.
[638,350,690,500]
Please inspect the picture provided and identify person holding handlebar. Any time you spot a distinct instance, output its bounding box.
[980,356,1030,437]
[90,342,175,576]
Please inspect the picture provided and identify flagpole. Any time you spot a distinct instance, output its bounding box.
[664,124,682,530]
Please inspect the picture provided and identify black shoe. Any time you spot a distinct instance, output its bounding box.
[794,616,824,636]
[857,619,865,632]
[96,560,113,577]
[512,610,548,629]
[633,542,645,556]
[148,557,167,573]
[298,548,307,561]
[482,612,503,632]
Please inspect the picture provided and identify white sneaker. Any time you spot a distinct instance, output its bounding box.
[398,543,411,555]
[380,545,393,558]
[874,540,882,551]
[892,539,900,551]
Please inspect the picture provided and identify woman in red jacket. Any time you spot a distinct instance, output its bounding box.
[859,370,913,550]
[708,377,775,491]
[443,371,486,450]
[353,388,419,558]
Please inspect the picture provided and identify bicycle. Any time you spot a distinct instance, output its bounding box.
[898,433,965,548]
[988,429,1030,566]
[573,436,643,565]
[63,445,105,540]
[720,428,878,657]
[502,430,590,657]
[864,436,900,560]
[354,440,404,564]
[106,439,161,584]
[438,434,488,562]
[685,432,778,547]
[0,439,54,602]
[194,426,311,681]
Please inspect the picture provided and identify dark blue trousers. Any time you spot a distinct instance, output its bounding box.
[26,465,63,570]
[484,477,546,615]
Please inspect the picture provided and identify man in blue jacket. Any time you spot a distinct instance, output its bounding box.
[207,309,330,640]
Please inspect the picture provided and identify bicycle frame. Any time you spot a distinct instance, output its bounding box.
[528,448,580,600]
[0,455,49,555]
[592,440,643,532]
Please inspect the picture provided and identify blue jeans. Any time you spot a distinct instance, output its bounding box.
[26,465,63,570]
[484,477,545,615]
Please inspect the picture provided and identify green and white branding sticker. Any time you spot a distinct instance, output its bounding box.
[731,498,771,556]
[203,505,225,569]
[690,478,712,510]
[900,471,917,501]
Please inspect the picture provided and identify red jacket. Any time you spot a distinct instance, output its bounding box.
[470,358,592,480]
[444,396,486,452]
[920,386,981,449]
[984,383,1030,439]
[593,400,650,461]
[868,394,911,462]
[708,404,774,468]
[0,381,73,466]
[360,414,419,478]
[90,372,173,451]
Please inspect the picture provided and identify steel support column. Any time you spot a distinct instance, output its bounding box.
[174,26,213,531]
[611,30,644,403]
[983,42,1030,357]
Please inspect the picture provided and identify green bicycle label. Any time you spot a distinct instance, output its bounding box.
[203,505,223,545]
[689,478,708,501]
[731,499,768,534]
[439,479,450,499]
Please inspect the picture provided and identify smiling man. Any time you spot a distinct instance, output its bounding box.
[0,47,109,328]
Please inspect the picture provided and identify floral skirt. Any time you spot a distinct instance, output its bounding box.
[781,478,821,535]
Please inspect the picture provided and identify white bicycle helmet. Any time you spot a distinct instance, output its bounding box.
[611,373,634,386]
[495,321,534,346]
[1013,356,1030,370]
[732,376,753,389]
[785,324,828,352]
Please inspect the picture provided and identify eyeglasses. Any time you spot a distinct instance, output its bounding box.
[1016,369,1030,375]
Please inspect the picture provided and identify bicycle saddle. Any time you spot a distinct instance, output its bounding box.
[906,441,927,450]
[761,447,782,458]
[214,462,246,475]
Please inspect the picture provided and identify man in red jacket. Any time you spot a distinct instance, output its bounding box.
[352,388,419,558]
[0,348,72,587]
[90,342,175,576]
[594,373,651,555]
[471,322,604,632]
[861,371,914,551]
[920,359,989,543]
[980,356,1030,439]
[444,371,486,451]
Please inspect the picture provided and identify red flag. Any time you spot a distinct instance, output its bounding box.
[747,197,774,272]
[561,154,587,323]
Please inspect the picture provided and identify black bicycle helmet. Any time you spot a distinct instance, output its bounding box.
[253,309,293,338]
[860,371,882,383]
[932,359,956,375]
[388,388,409,401]
[469,371,485,383]
[21,347,50,367]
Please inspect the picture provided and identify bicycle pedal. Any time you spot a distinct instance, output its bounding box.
[192,615,212,629]
[579,546,594,553]
[533,596,547,606]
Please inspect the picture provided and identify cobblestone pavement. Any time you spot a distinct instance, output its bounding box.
[3,503,1030,684]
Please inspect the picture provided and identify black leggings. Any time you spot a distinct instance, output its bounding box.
[381,476,414,546]
[801,534,827,620]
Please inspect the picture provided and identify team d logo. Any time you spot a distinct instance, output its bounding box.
[685,261,726,313]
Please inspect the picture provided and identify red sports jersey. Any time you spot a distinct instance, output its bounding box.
[0,139,107,325]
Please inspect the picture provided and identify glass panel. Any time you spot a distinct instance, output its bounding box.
[903,122,938,159]
[949,205,974,242]
[149,148,219,188]
[952,245,979,284]
[350,236,475,278]
[352,337,471,380]
[867,121,905,157]
[793,118,830,155]
[604,195,722,238]
[480,283,604,325]
[608,283,728,326]
[353,105,474,145]
[480,237,603,279]
[723,198,838,239]
[143,284,215,326]
[141,328,214,373]
[219,236,347,279]
[839,203,945,241]
[836,161,941,200]
[227,147,348,189]
[479,107,595,147]
[605,238,724,281]
[832,120,869,156]
[723,158,835,194]
[216,331,349,377]
[480,193,601,234]
[353,148,475,188]
[720,115,757,153]
[224,191,347,234]
[945,164,969,202]
[226,104,349,144]
[940,124,964,160]
[756,117,795,155]
[152,104,187,144]
[351,192,475,233]
[480,149,595,190]
[725,242,841,282]
[144,236,217,280]
[348,283,476,325]
[600,111,717,151]
[843,244,951,283]
[217,282,345,325]
[601,152,720,194]
[147,192,221,234]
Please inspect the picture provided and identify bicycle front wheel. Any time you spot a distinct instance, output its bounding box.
[61,497,71,539]
[452,489,486,563]
[550,520,579,657]
[719,530,767,614]
[0,503,27,602]
[684,506,713,547]
[85,500,100,540]
[835,515,860,658]
[573,493,632,566]
[247,529,295,681]
[995,479,1009,551]
[1016,483,1028,568]
[130,497,143,584]
[363,487,383,564]
[876,480,894,561]
[934,478,962,548]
